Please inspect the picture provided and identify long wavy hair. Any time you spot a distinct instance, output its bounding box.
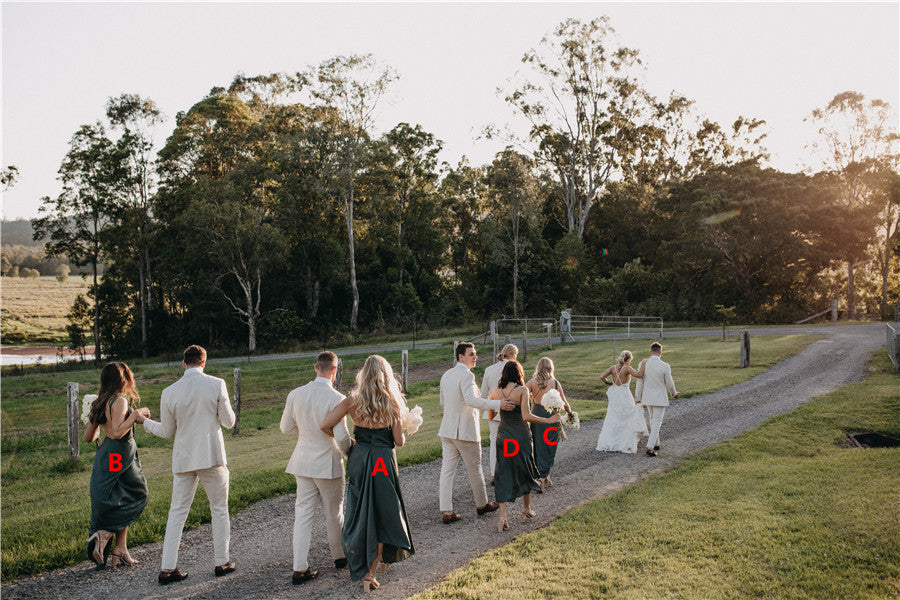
[351,355,403,426]
[498,360,525,389]
[89,362,139,425]
[532,357,555,389]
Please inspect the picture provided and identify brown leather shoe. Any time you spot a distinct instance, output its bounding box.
[293,568,318,585]
[477,501,500,515]
[214,561,236,577]
[646,448,658,457]
[442,512,462,524]
[158,568,188,584]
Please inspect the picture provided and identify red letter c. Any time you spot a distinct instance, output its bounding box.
[543,427,558,446]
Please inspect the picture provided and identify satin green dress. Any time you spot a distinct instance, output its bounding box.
[531,381,560,479]
[494,387,541,503]
[342,426,415,581]
[89,403,149,536]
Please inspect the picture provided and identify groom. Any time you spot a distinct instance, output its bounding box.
[438,342,514,524]
[635,342,678,456]
[143,345,236,584]
[279,351,352,585]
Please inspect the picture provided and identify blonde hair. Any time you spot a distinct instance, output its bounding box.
[533,357,554,390]
[351,355,403,426]
[617,350,633,366]
[498,343,519,361]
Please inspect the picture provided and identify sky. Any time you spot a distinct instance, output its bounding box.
[2,1,898,221]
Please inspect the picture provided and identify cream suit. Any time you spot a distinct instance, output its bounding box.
[279,376,351,572]
[438,362,502,512]
[480,359,507,477]
[143,367,236,570]
[635,355,678,450]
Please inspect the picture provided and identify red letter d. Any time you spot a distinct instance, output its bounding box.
[503,439,520,457]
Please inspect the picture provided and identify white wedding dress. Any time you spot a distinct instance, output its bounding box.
[595,367,648,454]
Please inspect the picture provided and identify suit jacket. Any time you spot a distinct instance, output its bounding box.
[279,377,351,479]
[480,359,507,422]
[635,355,677,407]
[144,367,236,473]
[439,362,502,442]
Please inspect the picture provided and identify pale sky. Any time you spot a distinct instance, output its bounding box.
[2,1,898,221]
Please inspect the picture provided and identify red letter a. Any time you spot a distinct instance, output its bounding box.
[503,439,520,457]
[371,457,389,477]
[109,453,123,472]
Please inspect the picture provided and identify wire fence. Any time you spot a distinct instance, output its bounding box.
[887,323,900,372]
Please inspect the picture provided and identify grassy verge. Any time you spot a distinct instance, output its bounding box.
[0,277,92,345]
[0,334,816,580]
[413,352,900,600]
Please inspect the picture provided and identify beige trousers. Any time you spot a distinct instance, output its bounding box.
[439,437,488,512]
[161,465,230,570]
[293,475,345,572]
[646,406,667,449]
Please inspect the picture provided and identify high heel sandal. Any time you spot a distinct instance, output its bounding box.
[497,517,509,532]
[87,531,112,567]
[519,509,536,524]
[110,549,139,567]
[363,573,380,593]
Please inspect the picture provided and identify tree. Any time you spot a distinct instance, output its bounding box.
[105,94,164,358]
[66,294,91,359]
[308,54,398,332]
[484,150,542,317]
[501,17,644,239]
[33,123,120,363]
[805,91,899,318]
[2,165,19,191]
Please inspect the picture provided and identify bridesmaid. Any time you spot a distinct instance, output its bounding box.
[320,355,414,593]
[84,362,150,568]
[489,360,560,532]
[525,358,572,491]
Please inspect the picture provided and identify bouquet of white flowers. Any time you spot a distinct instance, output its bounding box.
[81,394,98,425]
[400,405,423,435]
[561,410,580,431]
[541,389,565,411]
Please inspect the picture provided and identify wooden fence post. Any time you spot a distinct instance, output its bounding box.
[401,349,409,394]
[740,330,750,368]
[233,368,242,435]
[452,341,459,366]
[504,334,511,346]
[546,323,553,350]
[831,299,838,323]
[522,330,528,363]
[67,382,79,464]
[490,321,498,361]
[335,358,343,390]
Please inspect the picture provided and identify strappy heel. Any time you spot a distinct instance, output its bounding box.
[110,549,138,567]
[363,573,380,592]
[519,509,536,523]
[497,517,510,532]
[87,531,112,567]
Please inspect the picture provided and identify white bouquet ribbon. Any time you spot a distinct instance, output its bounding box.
[81,394,98,425]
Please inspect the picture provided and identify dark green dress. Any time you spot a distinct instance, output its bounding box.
[531,381,560,479]
[342,426,414,581]
[494,387,541,503]
[89,404,149,535]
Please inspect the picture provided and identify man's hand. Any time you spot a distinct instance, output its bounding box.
[500,399,516,411]
[135,407,150,423]
[673,393,679,399]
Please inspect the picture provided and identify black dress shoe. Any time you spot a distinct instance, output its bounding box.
[214,561,236,577]
[646,449,658,457]
[334,557,348,569]
[158,568,188,584]
[293,569,319,585]
[477,501,499,515]
[653,445,660,451]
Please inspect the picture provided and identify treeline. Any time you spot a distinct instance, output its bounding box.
[18,18,898,361]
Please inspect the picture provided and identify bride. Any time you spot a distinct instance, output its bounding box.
[595,351,648,453]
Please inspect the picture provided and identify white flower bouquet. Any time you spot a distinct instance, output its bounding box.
[81,394,98,425]
[400,405,423,435]
[540,388,570,440]
[561,410,580,431]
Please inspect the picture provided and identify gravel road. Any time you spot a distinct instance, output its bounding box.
[2,323,884,600]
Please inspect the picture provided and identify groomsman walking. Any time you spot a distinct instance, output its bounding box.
[438,342,514,524]
[143,345,236,584]
[279,351,352,585]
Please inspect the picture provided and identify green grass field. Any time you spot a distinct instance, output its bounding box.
[413,352,900,600]
[0,334,816,580]
[0,276,92,345]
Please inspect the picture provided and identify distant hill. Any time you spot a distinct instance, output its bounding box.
[1,219,43,246]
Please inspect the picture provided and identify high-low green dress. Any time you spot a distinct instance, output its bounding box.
[494,386,541,503]
[342,426,415,581]
[89,399,149,536]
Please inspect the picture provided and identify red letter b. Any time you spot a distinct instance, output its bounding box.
[503,439,520,457]
[109,453,123,472]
